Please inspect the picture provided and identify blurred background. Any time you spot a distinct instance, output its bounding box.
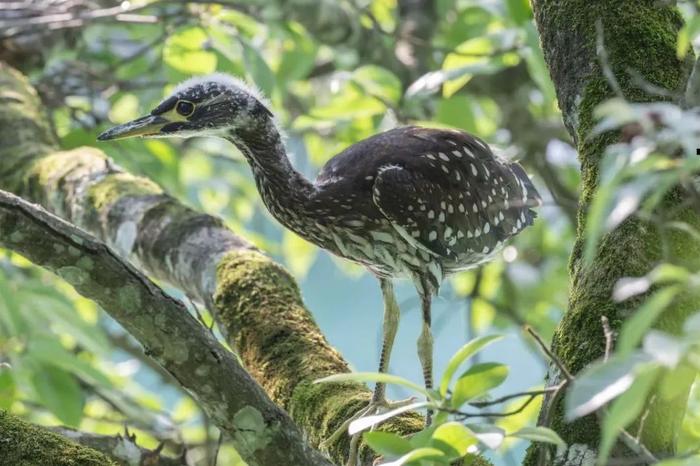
[0,0,583,464]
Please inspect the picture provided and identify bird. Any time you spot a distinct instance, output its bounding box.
[98,73,541,464]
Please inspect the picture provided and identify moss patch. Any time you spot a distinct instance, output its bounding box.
[0,410,117,466]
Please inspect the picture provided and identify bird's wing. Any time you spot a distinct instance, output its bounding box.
[371,129,539,259]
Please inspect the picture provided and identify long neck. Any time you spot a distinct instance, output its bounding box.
[225,120,315,229]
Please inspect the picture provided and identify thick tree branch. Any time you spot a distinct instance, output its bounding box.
[0,188,334,466]
[48,426,185,466]
[0,410,118,466]
[527,1,699,464]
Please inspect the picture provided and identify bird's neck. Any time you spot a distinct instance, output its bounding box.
[225,121,315,228]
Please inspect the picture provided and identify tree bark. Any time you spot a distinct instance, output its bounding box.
[0,189,334,466]
[526,1,698,464]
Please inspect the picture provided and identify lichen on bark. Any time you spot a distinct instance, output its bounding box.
[527,1,699,464]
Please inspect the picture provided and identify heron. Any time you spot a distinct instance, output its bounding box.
[98,73,541,463]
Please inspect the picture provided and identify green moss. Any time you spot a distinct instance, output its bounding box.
[0,410,118,466]
[87,172,162,212]
[213,250,489,465]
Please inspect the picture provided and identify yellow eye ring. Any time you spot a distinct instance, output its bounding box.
[176,100,195,116]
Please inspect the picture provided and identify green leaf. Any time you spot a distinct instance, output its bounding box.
[617,286,680,356]
[565,352,654,420]
[431,422,478,459]
[383,447,447,466]
[677,16,700,59]
[363,431,413,457]
[27,338,111,388]
[0,369,15,410]
[467,423,505,449]
[349,401,430,435]
[163,27,217,74]
[523,23,556,105]
[440,334,503,396]
[598,367,658,465]
[240,39,275,97]
[352,66,402,105]
[509,426,566,449]
[315,372,430,398]
[0,274,25,336]
[505,0,531,25]
[276,22,318,83]
[22,285,109,354]
[451,362,509,408]
[32,364,84,427]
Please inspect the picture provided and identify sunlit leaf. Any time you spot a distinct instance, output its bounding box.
[314,372,430,398]
[452,362,509,408]
[349,401,430,435]
[465,423,506,449]
[352,66,402,105]
[32,364,84,427]
[27,338,111,388]
[509,426,565,449]
[241,39,275,96]
[431,422,477,458]
[439,334,504,396]
[363,431,412,457]
[163,27,217,74]
[0,369,15,410]
[382,447,447,466]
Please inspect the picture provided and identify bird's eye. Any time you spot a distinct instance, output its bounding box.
[176,100,195,116]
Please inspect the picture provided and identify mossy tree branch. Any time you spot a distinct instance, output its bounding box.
[526,1,699,464]
[0,63,469,465]
[0,410,118,466]
[0,188,334,466]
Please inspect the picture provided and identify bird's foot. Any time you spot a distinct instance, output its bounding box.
[320,396,416,466]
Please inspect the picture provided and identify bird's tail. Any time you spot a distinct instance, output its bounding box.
[509,163,542,210]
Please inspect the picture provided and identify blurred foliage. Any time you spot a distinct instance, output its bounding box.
[2,0,700,465]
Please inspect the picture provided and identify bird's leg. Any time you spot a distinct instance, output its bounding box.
[372,278,400,403]
[322,278,413,466]
[417,289,434,425]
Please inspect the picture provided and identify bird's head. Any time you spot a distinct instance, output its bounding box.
[97,73,273,141]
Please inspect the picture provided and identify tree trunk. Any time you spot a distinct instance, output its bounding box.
[526,1,698,464]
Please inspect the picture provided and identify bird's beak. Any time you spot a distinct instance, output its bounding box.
[97,114,170,141]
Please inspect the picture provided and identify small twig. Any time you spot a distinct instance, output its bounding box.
[212,431,223,466]
[468,387,558,408]
[526,327,574,382]
[636,394,655,442]
[601,315,613,362]
[684,56,700,108]
[444,393,541,419]
[618,428,659,464]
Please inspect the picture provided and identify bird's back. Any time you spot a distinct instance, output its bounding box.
[307,126,540,290]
